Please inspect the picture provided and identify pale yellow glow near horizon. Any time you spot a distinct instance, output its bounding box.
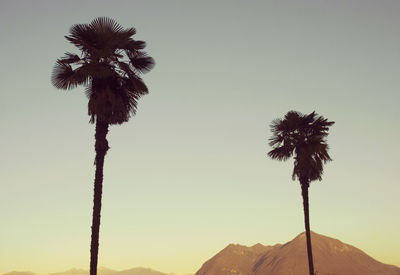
[3,227,400,275]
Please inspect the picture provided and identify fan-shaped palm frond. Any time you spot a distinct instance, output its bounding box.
[127,51,155,74]
[51,61,89,90]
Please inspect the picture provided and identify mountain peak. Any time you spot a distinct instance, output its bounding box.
[293,230,318,239]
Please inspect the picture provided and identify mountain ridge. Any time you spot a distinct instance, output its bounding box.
[50,267,170,275]
[2,267,173,275]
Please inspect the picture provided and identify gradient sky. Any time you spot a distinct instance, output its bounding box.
[1,1,399,274]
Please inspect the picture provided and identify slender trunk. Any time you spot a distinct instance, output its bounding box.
[90,120,109,275]
[301,178,315,275]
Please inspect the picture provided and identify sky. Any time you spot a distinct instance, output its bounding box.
[1,0,399,274]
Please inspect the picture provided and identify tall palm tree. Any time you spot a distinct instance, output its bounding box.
[51,17,154,275]
[268,111,334,275]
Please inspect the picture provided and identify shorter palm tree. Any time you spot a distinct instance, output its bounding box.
[268,111,334,275]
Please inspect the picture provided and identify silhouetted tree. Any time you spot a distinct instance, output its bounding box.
[268,111,334,275]
[51,17,154,275]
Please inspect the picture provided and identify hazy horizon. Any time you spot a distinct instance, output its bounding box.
[1,1,399,274]
[2,230,399,275]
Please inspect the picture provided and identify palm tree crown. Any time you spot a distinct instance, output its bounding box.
[268,111,334,185]
[51,17,154,124]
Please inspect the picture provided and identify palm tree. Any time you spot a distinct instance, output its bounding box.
[268,111,334,275]
[51,17,154,275]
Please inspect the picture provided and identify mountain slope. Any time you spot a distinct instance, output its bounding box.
[197,243,279,275]
[196,232,400,275]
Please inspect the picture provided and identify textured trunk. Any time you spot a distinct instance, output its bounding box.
[301,178,315,275]
[90,120,109,275]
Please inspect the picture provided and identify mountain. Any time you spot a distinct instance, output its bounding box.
[111,267,168,275]
[50,268,89,275]
[2,267,170,275]
[50,267,168,275]
[196,232,400,275]
[2,272,36,275]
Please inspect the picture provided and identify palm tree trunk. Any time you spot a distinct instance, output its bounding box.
[301,179,315,275]
[90,119,109,275]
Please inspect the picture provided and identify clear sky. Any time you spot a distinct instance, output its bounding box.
[1,1,399,274]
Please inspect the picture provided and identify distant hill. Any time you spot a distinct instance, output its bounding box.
[196,231,400,275]
[111,267,168,275]
[2,272,37,275]
[50,268,88,275]
[2,267,171,275]
[50,267,168,275]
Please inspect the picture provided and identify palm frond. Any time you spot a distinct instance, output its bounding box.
[129,53,155,74]
[65,23,96,53]
[268,146,293,161]
[123,40,146,51]
[88,17,138,57]
[126,74,149,96]
[84,82,94,99]
[268,133,284,147]
[59,52,81,64]
[89,17,124,35]
[51,61,89,90]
